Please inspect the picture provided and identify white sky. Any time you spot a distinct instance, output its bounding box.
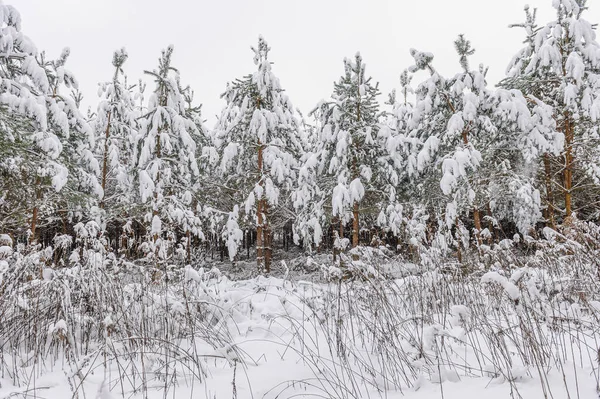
[15,0,600,124]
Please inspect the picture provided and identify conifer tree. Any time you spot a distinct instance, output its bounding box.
[214,36,304,272]
[291,102,326,252]
[180,82,212,262]
[307,54,388,250]
[406,36,561,254]
[379,70,419,238]
[38,48,102,237]
[0,4,100,241]
[95,49,139,237]
[502,0,600,222]
[137,46,203,264]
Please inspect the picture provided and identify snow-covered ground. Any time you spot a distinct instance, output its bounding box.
[1,251,599,399]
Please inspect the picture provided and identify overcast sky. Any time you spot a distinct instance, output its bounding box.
[15,0,600,124]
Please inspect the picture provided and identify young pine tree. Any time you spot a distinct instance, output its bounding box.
[137,46,203,265]
[0,4,100,242]
[307,54,391,251]
[406,36,561,256]
[502,0,600,222]
[94,49,139,239]
[214,36,304,272]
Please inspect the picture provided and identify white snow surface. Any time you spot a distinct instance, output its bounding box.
[1,265,598,399]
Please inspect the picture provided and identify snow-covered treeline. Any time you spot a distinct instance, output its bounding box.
[1,0,600,271]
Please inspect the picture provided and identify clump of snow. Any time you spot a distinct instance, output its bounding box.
[482,271,521,301]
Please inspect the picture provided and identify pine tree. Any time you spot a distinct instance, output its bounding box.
[291,118,327,252]
[213,36,304,272]
[501,0,600,222]
[406,36,561,255]
[179,81,212,262]
[94,49,139,239]
[0,4,100,242]
[137,46,203,265]
[37,48,102,238]
[307,54,389,252]
[379,70,418,238]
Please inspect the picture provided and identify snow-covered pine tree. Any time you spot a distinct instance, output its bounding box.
[179,80,212,262]
[408,38,487,246]
[291,106,328,252]
[137,46,203,265]
[37,48,102,237]
[214,36,304,272]
[0,4,100,242]
[306,53,392,252]
[502,0,600,222]
[407,36,561,254]
[94,49,139,241]
[379,69,419,240]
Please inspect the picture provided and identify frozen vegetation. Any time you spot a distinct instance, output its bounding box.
[1,235,600,398]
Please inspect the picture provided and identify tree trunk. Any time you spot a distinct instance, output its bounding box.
[352,201,359,248]
[30,205,38,242]
[220,238,224,262]
[486,203,496,244]
[563,113,574,219]
[186,230,191,264]
[100,111,112,209]
[263,201,272,273]
[332,217,339,262]
[559,28,574,221]
[473,208,482,247]
[543,153,556,229]
[153,128,161,245]
[351,81,362,255]
[459,124,482,248]
[153,90,167,248]
[247,230,250,259]
[30,176,41,243]
[256,139,265,271]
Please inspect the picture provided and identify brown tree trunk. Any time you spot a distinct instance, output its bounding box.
[473,208,482,247]
[100,111,112,209]
[256,200,264,270]
[543,153,556,229]
[152,88,168,248]
[351,82,362,254]
[31,206,38,242]
[352,201,359,248]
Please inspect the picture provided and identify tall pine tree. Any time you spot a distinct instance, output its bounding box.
[213,36,304,272]
[137,46,203,264]
[502,0,600,222]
